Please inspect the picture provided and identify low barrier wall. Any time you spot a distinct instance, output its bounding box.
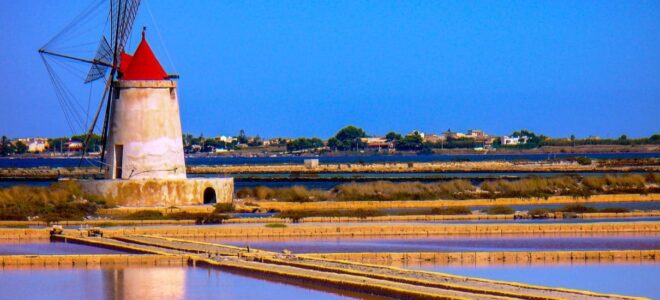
[0,228,50,240]
[1,211,658,229]
[98,222,660,238]
[255,193,660,211]
[0,254,187,267]
[304,250,660,265]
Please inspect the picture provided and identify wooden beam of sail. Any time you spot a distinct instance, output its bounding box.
[39,0,141,166]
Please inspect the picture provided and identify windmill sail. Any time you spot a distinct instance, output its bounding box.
[84,36,112,83]
[39,0,142,166]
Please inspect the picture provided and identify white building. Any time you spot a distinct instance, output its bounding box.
[500,135,529,145]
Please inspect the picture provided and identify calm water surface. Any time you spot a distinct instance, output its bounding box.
[203,233,660,253]
[404,263,660,299]
[0,240,129,255]
[0,266,379,300]
[2,152,658,168]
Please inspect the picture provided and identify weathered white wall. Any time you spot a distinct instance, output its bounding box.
[104,80,186,180]
[80,178,234,207]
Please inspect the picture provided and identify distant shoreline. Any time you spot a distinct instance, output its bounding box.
[1,144,659,159]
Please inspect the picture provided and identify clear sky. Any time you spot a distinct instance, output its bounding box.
[1,0,658,139]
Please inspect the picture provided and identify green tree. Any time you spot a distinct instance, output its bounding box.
[237,129,248,144]
[14,141,28,154]
[395,133,424,151]
[327,137,341,150]
[332,125,367,151]
[286,138,324,152]
[0,136,14,156]
[649,134,660,143]
[385,131,402,142]
[570,134,576,147]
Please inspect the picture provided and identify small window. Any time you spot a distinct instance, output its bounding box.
[203,187,216,204]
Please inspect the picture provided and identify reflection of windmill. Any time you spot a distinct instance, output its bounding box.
[38,0,141,166]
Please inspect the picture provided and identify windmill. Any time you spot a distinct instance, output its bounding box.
[38,1,233,207]
[38,0,141,167]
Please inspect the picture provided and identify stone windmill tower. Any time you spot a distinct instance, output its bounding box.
[105,29,186,180]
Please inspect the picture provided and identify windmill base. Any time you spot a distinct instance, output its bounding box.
[79,177,234,207]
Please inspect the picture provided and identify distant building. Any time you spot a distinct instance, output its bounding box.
[443,129,466,139]
[304,158,319,169]
[423,134,446,143]
[66,141,83,151]
[466,129,490,140]
[360,137,393,149]
[500,136,529,146]
[17,138,49,153]
[218,136,234,143]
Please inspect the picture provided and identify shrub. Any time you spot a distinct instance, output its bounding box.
[556,204,597,213]
[167,212,210,220]
[0,181,107,221]
[123,210,164,220]
[528,208,551,217]
[214,202,235,213]
[575,157,592,165]
[265,223,287,228]
[236,188,254,198]
[276,209,385,222]
[599,207,630,213]
[429,206,472,215]
[195,213,231,225]
[484,205,514,215]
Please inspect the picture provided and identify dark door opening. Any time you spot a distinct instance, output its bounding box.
[114,144,123,179]
[203,187,216,204]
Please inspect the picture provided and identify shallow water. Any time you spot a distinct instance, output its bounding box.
[2,152,659,168]
[0,265,378,300]
[0,240,129,255]
[403,263,660,299]
[426,216,660,224]
[202,233,660,253]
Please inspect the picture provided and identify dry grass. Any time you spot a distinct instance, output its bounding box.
[0,181,107,221]
[334,180,476,201]
[237,185,331,202]
[238,173,659,202]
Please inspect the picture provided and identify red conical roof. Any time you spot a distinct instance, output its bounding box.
[120,30,168,80]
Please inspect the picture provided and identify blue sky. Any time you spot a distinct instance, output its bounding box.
[1,0,658,139]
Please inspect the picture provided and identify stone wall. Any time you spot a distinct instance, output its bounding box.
[80,177,233,207]
[304,250,660,265]
[0,254,187,267]
[96,222,660,238]
[256,193,660,211]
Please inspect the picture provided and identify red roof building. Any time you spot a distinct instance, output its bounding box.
[119,30,167,80]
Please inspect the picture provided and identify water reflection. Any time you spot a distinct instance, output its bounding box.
[0,266,379,300]
[404,263,660,299]
[200,232,660,253]
[0,240,128,255]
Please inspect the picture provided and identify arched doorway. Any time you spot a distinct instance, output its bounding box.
[203,187,216,204]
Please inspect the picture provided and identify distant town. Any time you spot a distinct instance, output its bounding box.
[1,126,658,156]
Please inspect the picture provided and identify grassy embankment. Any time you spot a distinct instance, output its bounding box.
[1,174,657,222]
[0,183,236,223]
[0,181,106,222]
[238,173,660,202]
